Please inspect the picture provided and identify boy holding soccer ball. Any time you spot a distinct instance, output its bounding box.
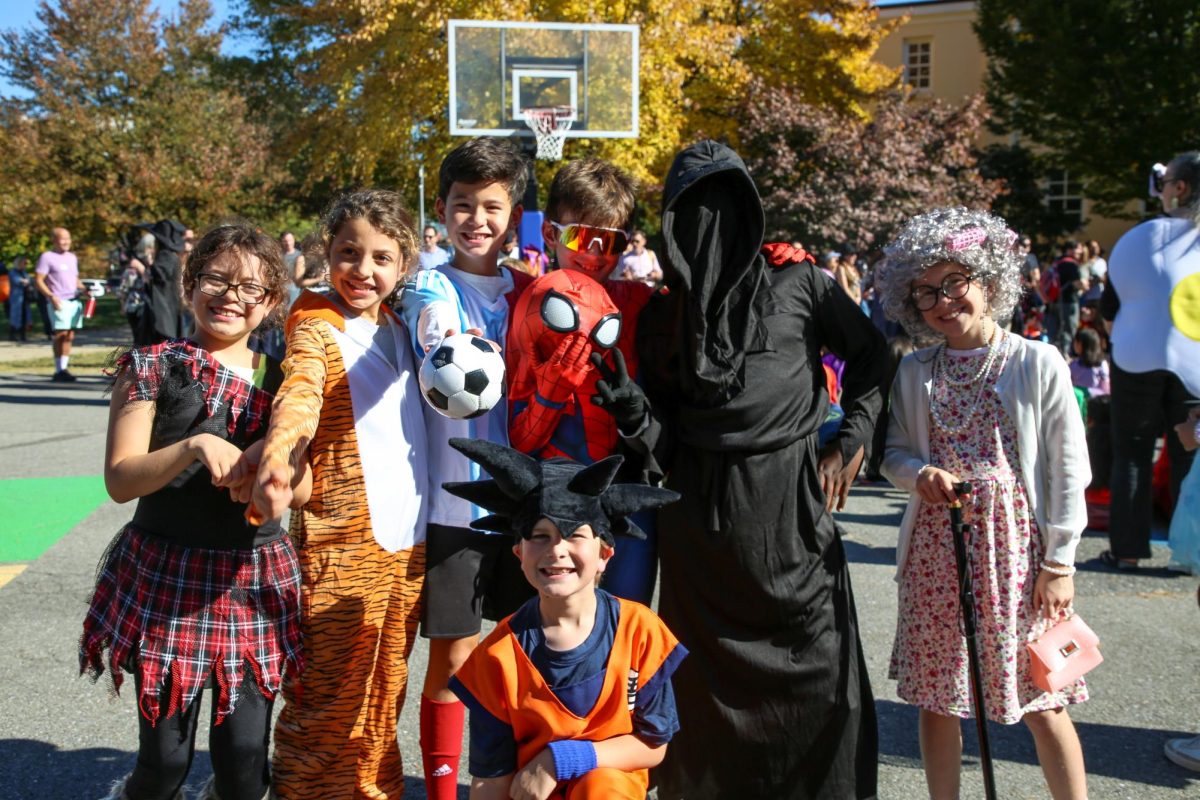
[398,137,536,799]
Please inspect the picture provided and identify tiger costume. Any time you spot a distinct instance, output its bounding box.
[263,290,429,800]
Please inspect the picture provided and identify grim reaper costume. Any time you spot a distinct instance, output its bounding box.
[136,219,188,345]
[637,141,885,799]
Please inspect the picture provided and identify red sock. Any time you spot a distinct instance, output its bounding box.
[420,695,466,800]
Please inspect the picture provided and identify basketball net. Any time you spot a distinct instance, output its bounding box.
[521,106,574,161]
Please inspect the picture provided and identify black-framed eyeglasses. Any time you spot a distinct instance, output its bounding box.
[910,272,972,311]
[197,273,269,305]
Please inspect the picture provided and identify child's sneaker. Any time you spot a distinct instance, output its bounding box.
[1165,734,1200,772]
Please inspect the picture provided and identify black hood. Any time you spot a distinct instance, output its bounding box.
[135,219,187,253]
[652,140,770,408]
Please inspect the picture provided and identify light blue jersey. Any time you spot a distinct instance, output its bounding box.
[401,265,516,529]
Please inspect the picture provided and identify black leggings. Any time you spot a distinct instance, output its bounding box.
[125,662,273,800]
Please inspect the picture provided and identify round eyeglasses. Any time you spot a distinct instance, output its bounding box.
[910,272,972,312]
[197,273,269,305]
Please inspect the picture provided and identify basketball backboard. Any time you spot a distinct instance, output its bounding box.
[447,20,639,139]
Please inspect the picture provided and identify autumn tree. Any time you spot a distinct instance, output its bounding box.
[742,87,999,253]
[0,0,278,251]
[976,0,1200,215]
[235,0,899,207]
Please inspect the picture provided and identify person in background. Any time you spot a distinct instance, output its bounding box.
[1069,328,1110,398]
[1163,405,1200,765]
[281,231,302,305]
[520,243,550,276]
[1083,240,1107,285]
[34,226,85,382]
[1019,235,1040,278]
[134,220,188,346]
[1099,151,1200,571]
[292,232,327,294]
[496,230,520,265]
[6,255,33,341]
[420,225,451,271]
[122,232,156,344]
[618,229,662,287]
[1052,240,1088,356]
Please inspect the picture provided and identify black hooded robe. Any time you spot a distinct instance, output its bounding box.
[637,142,884,799]
[136,220,187,345]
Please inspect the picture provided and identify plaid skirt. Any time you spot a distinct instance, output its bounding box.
[80,524,303,725]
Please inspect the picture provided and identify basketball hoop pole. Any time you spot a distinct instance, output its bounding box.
[418,163,426,233]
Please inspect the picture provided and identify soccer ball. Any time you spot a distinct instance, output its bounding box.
[418,333,506,419]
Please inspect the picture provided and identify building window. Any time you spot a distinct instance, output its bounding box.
[903,39,932,90]
[1045,169,1084,228]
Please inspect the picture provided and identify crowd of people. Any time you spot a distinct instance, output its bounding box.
[1,140,1192,800]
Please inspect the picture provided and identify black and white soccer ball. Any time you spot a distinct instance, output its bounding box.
[418,333,506,419]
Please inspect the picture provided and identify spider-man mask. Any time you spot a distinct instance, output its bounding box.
[514,269,622,363]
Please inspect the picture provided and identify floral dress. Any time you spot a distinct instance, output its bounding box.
[889,336,1088,724]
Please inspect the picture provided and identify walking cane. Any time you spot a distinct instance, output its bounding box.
[949,481,998,800]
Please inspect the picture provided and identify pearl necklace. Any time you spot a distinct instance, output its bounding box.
[930,329,1009,434]
[938,322,1000,387]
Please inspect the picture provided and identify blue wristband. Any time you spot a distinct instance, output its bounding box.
[546,739,598,781]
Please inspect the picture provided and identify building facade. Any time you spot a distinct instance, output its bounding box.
[874,0,1132,251]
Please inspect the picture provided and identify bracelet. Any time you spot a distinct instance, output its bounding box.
[1041,562,1076,577]
[917,464,935,478]
[547,739,598,781]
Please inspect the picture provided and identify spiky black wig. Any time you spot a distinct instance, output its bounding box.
[443,439,680,545]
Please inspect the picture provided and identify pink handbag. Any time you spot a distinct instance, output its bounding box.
[1027,612,1102,693]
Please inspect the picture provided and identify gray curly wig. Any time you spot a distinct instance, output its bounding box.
[876,206,1024,342]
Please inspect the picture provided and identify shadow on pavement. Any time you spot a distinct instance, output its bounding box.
[842,538,897,566]
[875,699,1199,789]
[0,739,134,800]
[0,393,110,407]
[0,740,465,799]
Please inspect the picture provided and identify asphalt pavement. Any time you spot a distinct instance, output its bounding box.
[1,364,1198,799]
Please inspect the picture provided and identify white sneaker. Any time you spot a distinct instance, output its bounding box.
[1164,734,1200,772]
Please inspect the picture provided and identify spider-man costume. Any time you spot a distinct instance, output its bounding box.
[508,269,641,463]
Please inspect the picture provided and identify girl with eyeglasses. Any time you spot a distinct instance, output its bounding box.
[877,207,1090,800]
[84,223,311,800]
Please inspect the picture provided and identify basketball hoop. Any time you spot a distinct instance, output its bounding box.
[521,106,574,161]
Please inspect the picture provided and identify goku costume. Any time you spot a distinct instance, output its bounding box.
[439,438,686,798]
[262,291,429,800]
[453,592,685,799]
[638,141,886,799]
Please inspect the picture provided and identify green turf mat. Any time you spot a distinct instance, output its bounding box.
[0,475,108,561]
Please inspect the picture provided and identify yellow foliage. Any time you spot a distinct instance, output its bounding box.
[271,0,898,209]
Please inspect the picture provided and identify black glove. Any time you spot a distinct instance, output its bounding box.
[590,349,650,436]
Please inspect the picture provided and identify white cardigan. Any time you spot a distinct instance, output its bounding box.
[881,335,1090,580]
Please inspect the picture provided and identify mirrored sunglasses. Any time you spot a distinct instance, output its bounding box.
[550,222,630,256]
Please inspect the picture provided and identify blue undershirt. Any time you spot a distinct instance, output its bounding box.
[450,589,684,778]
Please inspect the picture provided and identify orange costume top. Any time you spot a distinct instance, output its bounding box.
[263,290,429,800]
[452,593,685,798]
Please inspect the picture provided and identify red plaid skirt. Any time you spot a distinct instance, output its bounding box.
[80,525,303,725]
